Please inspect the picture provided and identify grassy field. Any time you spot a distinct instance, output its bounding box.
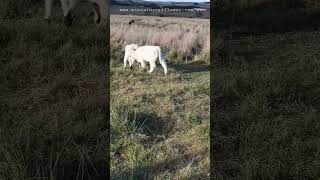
[110,15,210,179]
[0,5,109,179]
[213,12,320,179]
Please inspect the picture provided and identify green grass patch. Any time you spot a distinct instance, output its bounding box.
[110,46,209,179]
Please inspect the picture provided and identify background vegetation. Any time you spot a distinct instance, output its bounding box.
[111,15,210,64]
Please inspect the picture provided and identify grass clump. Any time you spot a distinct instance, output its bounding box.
[0,13,108,179]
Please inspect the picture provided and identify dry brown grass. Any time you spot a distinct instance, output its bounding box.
[110,15,210,62]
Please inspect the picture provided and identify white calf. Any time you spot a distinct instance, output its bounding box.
[124,44,168,75]
[44,0,108,26]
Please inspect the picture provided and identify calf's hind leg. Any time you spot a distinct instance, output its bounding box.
[140,60,146,71]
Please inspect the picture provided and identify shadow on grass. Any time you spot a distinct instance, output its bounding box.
[53,159,108,180]
[126,111,174,143]
[169,61,209,74]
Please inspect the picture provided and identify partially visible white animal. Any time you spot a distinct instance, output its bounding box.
[124,44,168,75]
[124,44,139,68]
[44,0,108,26]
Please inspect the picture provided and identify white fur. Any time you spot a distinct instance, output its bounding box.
[124,44,168,75]
[124,44,139,68]
[44,0,108,24]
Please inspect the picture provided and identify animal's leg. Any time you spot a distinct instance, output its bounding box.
[160,59,168,75]
[124,54,129,68]
[44,0,54,20]
[140,60,146,71]
[149,61,156,73]
[157,47,168,75]
[129,57,135,69]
